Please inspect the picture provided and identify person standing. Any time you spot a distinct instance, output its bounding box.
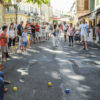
[31,22,36,44]
[68,23,75,46]
[41,22,46,40]
[17,21,23,50]
[35,23,40,42]
[87,25,93,42]
[63,22,68,41]
[75,23,81,43]
[79,19,89,50]
[95,21,100,43]
[45,23,50,40]
[8,23,16,53]
[0,26,8,62]
[22,28,28,52]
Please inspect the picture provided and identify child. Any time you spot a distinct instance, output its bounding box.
[0,26,8,62]
[22,28,28,52]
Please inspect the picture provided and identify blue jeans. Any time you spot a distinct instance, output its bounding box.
[0,77,4,100]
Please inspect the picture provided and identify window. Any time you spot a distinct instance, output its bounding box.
[84,0,89,10]
[96,0,100,6]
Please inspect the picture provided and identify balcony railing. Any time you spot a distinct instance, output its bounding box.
[5,10,38,17]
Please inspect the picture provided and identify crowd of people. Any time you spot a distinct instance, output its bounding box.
[0,18,100,100]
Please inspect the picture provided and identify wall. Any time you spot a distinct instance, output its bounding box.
[0,4,5,27]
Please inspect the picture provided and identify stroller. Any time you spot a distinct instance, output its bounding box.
[74,34,81,42]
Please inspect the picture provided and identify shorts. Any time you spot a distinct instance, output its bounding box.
[18,36,23,46]
[32,32,35,38]
[81,34,87,42]
[41,29,45,37]
[64,30,67,35]
[1,46,8,53]
[36,32,39,38]
[23,42,27,47]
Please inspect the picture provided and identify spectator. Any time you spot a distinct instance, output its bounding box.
[95,21,100,43]
[31,22,36,43]
[17,21,23,50]
[45,23,50,40]
[0,25,8,62]
[68,23,75,46]
[35,23,40,42]
[87,25,93,42]
[75,23,81,43]
[8,23,16,53]
[63,22,68,42]
[22,28,28,52]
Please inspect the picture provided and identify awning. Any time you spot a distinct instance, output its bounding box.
[78,12,91,19]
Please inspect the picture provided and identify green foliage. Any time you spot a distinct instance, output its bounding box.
[24,0,50,6]
[0,0,12,3]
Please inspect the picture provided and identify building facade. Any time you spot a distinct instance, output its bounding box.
[4,3,40,26]
[40,3,53,23]
[0,4,5,27]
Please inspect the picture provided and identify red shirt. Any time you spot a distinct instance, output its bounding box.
[0,32,8,47]
[35,25,40,32]
[25,24,29,27]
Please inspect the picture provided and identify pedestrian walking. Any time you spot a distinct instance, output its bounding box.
[79,19,89,50]
[68,23,75,46]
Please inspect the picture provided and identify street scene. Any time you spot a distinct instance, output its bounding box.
[0,0,100,100]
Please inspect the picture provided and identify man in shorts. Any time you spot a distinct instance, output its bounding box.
[79,19,89,50]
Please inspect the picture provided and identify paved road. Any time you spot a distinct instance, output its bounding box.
[3,37,100,100]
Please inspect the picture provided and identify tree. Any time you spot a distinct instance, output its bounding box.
[0,0,12,3]
[24,0,50,6]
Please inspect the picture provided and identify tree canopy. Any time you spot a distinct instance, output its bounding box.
[0,0,12,3]
[0,0,50,6]
[24,0,50,6]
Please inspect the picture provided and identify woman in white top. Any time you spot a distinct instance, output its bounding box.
[8,23,16,50]
[45,23,50,40]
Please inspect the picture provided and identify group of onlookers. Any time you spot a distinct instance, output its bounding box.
[0,19,100,100]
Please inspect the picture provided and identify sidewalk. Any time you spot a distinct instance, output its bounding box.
[88,42,100,49]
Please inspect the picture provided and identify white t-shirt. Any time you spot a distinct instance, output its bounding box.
[80,23,89,35]
[22,32,27,42]
[63,24,67,31]
[9,30,16,38]
[75,26,80,34]
[45,25,50,33]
